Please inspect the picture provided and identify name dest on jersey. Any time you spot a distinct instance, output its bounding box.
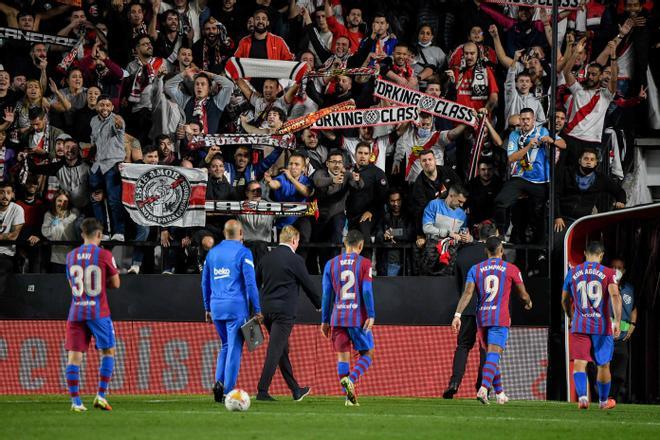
[313,106,418,128]
[213,267,231,279]
[340,259,355,265]
[572,269,606,281]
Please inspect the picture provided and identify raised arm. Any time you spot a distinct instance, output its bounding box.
[489,25,514,69]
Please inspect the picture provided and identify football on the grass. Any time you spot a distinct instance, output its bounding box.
[224,389,251,412]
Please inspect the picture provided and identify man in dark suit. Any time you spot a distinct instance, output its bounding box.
[256,225,322,401]
[443,222,498,398]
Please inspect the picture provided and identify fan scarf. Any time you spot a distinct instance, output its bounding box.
[190,133,296,150]
[482,0,580,9]
[205,200,317,216]
[225,57,308,81]
[129,57,164,103]
[312,106,419,130]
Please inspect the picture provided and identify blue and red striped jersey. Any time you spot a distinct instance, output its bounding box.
[321,252,375,327]
[65,244,118,322]
[563,262,616,335]
[466,257,523,328]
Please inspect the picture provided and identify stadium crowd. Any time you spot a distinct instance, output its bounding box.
[0,0,655,278]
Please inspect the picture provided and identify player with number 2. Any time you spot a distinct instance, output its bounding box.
[64,218,121,412]
[321,230,375,407]
[452,236,532,405]
[561,241,622,410]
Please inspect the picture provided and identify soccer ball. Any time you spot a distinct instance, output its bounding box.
[224,389,251,412]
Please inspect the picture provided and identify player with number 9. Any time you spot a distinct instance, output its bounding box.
[451,236,532,405]
[321,230,375,407]
[561,241,622,410]
[64,218,120,412]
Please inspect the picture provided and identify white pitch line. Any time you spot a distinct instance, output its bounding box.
[124,410,660,427]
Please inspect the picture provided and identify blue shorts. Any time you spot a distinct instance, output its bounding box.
[65,317,116,353]
[570,332,614,366]
[331,327,375,352]
[478,326,509,350]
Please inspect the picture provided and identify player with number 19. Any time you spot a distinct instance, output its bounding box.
[64,218,120,412]
[321,230,375,407]
[561,241,622,410]
[452,236,532,405]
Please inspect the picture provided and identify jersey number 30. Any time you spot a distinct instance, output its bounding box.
[69,264,102,297]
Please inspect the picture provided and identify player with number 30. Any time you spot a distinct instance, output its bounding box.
[321,230,375,407]
[64,218,121,413]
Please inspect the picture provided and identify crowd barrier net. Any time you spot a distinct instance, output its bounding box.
[0,321,547,399]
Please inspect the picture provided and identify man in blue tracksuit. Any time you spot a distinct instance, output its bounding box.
[201,219,261,403]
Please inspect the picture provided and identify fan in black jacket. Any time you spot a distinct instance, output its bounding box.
[554,148,626,238]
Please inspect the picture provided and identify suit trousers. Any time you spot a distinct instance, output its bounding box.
[257,313,300,395]
[448,315,486,391]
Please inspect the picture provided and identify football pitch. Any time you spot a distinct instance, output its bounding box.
[2,395,660,439]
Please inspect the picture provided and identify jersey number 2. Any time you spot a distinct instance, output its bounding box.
[340,270,356,300]
[69,264,102,297]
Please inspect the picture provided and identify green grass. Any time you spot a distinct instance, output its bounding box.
[1,395,660,439]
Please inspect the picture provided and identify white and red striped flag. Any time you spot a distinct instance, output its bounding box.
[119,164,207,227]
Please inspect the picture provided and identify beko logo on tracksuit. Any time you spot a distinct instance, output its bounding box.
[213,268,231,279]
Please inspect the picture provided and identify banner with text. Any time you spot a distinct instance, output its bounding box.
[312,106,419,130]
[119,164,207,227]
[482,0,580,10]
[374,78,478,127]
[0,27,78,47]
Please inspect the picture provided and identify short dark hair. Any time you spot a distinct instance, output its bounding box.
[142,144,159,155]
[81,218,103,237]
[388,188,403,199]
[162,9,179,23]
[580,147,599,159]
[288,151,306,163]
[478,156,495,167]
[520,107,535,116]
[253,8,270,19]
[394,42,410,52]
[585,241,605,256]
[516,72,532,81]
[155,134,171,144]
[486,236,503,254]
[356,141,371,153]
[28,107,46,120]
[133,34,152,48]
[344,229,364,247]
[588,62,604,73]
[419,149,435,158]
[268,107,287,122]
[478,221,498,240]
[373,11,388,22]
[448,184,469,197]
[327,149,344,161]
[97,94,112,104]
[0,181,13,190]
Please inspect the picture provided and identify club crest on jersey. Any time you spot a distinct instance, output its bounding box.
[134,167,192,226]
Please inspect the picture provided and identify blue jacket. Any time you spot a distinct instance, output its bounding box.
[201,239,260,321]
[225,149,282,186]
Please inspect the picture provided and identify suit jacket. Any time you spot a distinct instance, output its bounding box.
[257,244,321,317]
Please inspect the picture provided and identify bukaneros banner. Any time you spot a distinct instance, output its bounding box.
[119,164,207,227]
[0,27,78,47]
[224,57,309,81]
[304,67,377,78]
[205,200,317,216]
[482,0,581,9]
[190,133,296,150]
[311,106,419,130]
[374,78,479,128]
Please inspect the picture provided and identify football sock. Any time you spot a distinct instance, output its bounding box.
[493,368,503,394]
[215,352,224,383]
[65,364,82,406]
[481,352,500,390]
[597,381,611,403]
[573,372,588,398]
[349,355,372,384]
[338,361,350,394]
[98,356,114,398]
